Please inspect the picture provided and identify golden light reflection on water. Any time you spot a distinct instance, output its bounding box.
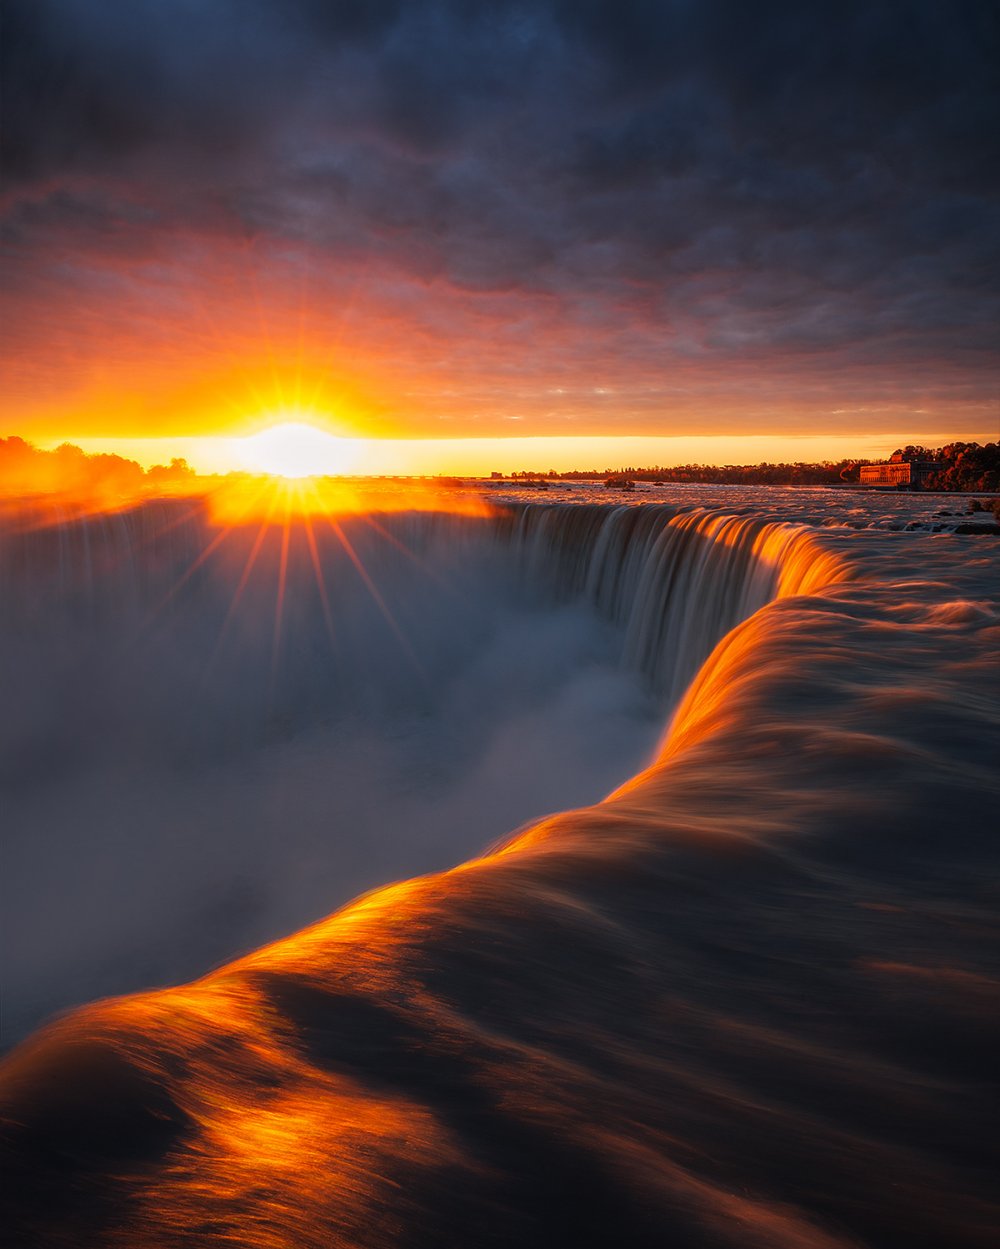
[205,475,495,528]
[0,476,494,533]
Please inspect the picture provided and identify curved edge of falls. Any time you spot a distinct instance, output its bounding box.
[502,499,852,712]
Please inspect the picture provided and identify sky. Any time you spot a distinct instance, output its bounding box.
[3,0,999,472]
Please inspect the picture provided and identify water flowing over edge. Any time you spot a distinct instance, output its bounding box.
[504,500,849,706]
[1,497,997,1249]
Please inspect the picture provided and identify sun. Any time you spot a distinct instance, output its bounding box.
[237,421,362,478]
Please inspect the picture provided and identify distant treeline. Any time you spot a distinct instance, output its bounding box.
[507,442,1000,490]
[552,462,856,485]
[0,436,196,497]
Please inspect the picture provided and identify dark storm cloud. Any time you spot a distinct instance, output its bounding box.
[3,0,999,382]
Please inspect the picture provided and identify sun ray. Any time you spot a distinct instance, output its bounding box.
[142,524,234,631]
[358,512,464,600]
[301,493,338,653]
[245,239,287,414]
[270,492,294,689]
[293,258,310,414]
[140,478,272,636]
[314,501,425,679]
[205,510,276,673]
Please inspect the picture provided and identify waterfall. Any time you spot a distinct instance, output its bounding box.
[1,491,997,1249]
[506,501,849,707]
[1,498,848,724]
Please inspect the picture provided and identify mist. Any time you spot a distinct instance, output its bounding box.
[2,502,659,1041]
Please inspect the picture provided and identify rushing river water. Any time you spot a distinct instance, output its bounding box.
[2,483,998,1248]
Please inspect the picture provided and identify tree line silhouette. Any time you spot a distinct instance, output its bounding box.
[509,442,999,491]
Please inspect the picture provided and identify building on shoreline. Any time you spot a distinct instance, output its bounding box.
[859,452,936,488]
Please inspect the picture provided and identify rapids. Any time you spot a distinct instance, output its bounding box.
[1,484,998,1248]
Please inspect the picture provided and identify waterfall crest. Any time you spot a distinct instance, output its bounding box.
[507,501,850,707]
[2,499,848,710]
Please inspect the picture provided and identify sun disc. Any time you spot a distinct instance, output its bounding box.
[238,422,360,478]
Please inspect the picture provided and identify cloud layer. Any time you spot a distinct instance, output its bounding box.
[3,1,998,438]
